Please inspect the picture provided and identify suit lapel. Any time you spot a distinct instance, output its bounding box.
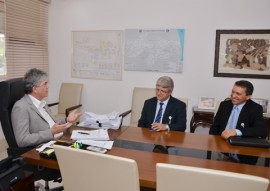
[162,97,173,123]
[224,101,234,124]
[24,95,53,123]
[150,98,158,121]
[25,95,41,116]
[44,105,56,122]
[236,100,250,128]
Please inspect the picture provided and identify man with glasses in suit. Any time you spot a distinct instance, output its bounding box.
[12,68,82,148]
[138,76,186,132]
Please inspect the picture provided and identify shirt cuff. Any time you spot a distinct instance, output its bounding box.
[235,129,242,136]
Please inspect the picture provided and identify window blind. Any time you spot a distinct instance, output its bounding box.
[5,0,49,79]
[0,0,4,33]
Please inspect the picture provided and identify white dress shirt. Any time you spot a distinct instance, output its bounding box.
[29,95,62,138]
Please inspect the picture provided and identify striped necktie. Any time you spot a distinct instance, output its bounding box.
[154,102,164,123]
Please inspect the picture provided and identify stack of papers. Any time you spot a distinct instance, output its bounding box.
[70,129,109,141]
[78,111,122,129]
[71,129,113,150]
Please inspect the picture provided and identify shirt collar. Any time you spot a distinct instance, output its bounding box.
[158,97,170,106]
[28,94,46,109]
[234,102,245,110]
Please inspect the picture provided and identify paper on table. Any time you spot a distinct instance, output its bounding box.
[78,111,122,129]
[36,140,56,152]
[79,140,114,150]
[70,129,109,141]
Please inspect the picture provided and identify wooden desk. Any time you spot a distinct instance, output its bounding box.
[108,147,270,189]
[117,127,270,158]
[22,142,270,190]
[22,126,270,191]
[21,125,129,170]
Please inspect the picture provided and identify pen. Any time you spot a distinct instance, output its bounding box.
[78,132,90,135]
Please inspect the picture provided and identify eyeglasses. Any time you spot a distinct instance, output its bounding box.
[156,88,170,94]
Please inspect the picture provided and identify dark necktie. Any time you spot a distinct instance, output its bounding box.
[154,102,164,123]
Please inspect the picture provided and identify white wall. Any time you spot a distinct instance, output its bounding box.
[48,0,270,131]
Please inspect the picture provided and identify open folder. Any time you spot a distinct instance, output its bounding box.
[228,136,270,148]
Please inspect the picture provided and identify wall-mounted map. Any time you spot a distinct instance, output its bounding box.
[72,30,123,80]
[124,29,185,73]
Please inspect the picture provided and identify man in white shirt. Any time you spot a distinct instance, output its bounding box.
[12,68,81,147]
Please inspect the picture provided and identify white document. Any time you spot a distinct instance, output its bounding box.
[79,140,114,150]
[70,129,109,141]
[36,140,56,152]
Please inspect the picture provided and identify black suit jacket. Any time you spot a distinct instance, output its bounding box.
[138,96,186,132]
[210,99,267,138]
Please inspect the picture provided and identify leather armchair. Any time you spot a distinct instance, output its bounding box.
[0,78,63,191]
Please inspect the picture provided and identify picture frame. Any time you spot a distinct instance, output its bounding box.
[214,29,270,79]
[252,98,269,114]
[198,97,216,110]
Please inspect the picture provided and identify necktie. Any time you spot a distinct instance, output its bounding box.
[227,106,239,129]
[155,102,164,123]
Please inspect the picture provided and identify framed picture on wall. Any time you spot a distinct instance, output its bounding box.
[214,29,270,79]
[252,98,269,114]
[198,97,216,110]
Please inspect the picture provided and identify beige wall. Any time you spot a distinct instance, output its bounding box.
[47,0,270,132]
[2,0,269,140]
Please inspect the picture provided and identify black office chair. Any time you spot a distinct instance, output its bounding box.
[0,78,63,191]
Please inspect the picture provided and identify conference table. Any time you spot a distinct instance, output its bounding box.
[22,126,270,190]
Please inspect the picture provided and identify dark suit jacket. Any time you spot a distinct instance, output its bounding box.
[210,99,267,165]
[210,99,267,138]
[138,96,186,132]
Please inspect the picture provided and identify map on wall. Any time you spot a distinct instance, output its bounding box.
[72,30,123,80]
[124,29,185,73]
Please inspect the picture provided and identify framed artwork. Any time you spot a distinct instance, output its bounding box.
[214,29,270,79]
[252,98,269,114]
[198,97,216,110]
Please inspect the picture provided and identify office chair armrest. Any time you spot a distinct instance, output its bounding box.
[118,110,132,129]
[119,109,132,118]
[47,102,59,107]
[65,104,82,117]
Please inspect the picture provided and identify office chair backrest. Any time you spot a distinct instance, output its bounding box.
[131,87,156,127]
[130,87,188,127]
[58,83,83,114]
[54,145,140,191]
[156,163,269,191]
[0,79,63,188]
[178,97,188,107]
[0,78,25,149]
